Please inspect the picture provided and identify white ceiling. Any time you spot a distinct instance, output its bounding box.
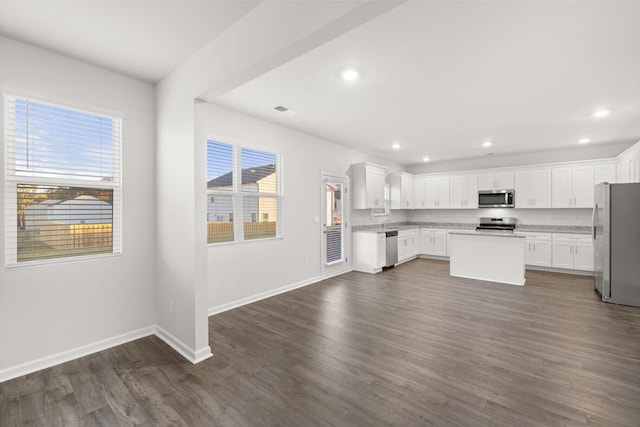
[216,1,640,166]
[1,1,638,165]
[0,0,259,82]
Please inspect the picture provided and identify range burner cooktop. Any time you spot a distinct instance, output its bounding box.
[476,217,516,232]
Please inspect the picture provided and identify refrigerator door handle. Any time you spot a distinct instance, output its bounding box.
[592,203,597,241]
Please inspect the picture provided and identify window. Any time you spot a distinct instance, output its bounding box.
[3,93,121,265]
[206,139,282,244]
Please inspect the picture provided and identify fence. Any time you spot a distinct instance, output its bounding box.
[208,221,276,243]
[39,221,113,250]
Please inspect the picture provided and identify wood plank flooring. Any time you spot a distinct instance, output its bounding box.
[2,259,640,426]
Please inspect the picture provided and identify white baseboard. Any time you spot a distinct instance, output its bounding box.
[208,269,352,316]
[154,325,212,364]
[0,325,155,383]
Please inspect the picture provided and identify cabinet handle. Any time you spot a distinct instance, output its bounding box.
[570,246,573,254]
[574,197,577,206]
[575,246,579,254]
[533,198,536,206]
[533,243,536,250]
[569,197,572,206]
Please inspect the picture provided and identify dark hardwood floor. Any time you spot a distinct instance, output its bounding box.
[2,259,640,426]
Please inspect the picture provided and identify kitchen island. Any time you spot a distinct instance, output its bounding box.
[449,230,526,286]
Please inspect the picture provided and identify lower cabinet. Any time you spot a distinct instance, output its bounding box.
[353,231,386,273]
[521,232,552,267]
[398,229,419,262]
[420,228,447,256]
[552,234,594,271]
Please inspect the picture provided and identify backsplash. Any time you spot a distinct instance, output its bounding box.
[350,209,409,227]
[408,208,593,227]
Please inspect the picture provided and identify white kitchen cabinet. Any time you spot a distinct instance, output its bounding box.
[420,228,447,256]
[377,233,386,269]
[478,170,514,191]
[398,229,419,262]
[552,166,594,208]
[390,172,414,209]
[552,234,593,271]
[515,168,552,208]
[425,176,450,209]
[353,231,386,273]
[352,162,386,209]
[450,174,478,209]
[595,162,616,184]
[413,176,427,209]
[520,232,552,267]
[616,153,640,183]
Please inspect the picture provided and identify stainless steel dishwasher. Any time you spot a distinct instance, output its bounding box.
[384,230,398,268]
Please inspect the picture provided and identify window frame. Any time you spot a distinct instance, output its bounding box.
[2,88,123,267]
[206,135,284,245]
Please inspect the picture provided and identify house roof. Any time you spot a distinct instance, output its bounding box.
[207,164,275,188]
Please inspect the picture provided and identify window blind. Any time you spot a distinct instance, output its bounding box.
[207,139,283,243]
[3,94,122,265]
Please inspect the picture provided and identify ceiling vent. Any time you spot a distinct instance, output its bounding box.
[273,105,299,116]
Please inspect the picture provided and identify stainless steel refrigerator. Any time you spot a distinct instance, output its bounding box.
[593,182,640,307]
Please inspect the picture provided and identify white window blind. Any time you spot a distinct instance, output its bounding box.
[207,139,283,244]
[3,93,122,265]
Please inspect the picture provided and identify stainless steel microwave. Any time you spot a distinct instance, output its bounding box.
[478,190,515,208]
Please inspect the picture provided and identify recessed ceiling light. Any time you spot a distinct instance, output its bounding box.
[422,156,430,162]
[391,143,400,150]
[592,109,611,118]
[341,68,360,82]
[578,138,590,144]
[482,141,493,148]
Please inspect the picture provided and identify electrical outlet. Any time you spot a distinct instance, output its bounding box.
[168,300,174,314]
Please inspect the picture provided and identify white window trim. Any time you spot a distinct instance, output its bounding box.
[2,89,123,267]
[206,134,284,245]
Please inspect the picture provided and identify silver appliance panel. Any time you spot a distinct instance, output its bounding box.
[385,231,398,268]
[594,182,640,307]
[478,189,515,208]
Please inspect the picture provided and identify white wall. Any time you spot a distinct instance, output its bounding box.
[206,103,404,312]
[407,141,633,174]
[0,37,156,376]
[409,208,592,227]
[155,2,398,360]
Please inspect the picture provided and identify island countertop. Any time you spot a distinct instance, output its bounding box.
[448,230,526,238]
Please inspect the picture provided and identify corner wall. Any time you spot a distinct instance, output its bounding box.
[205,103,405,314]
[0,36,156,379]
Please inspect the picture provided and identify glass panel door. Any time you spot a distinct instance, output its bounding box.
[325,181,343,264]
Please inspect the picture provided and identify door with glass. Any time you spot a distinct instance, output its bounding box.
[321,175,348,277]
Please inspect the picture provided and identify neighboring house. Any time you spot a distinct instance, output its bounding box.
[207,164,276,222]
[24,195,113,229]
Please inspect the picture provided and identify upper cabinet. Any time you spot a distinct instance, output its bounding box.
[414,175,449,209]
[390,172,414,209]
[594,162,616,184]
[352,163,386,209]
[552,165,594,208]
[514,168,551,208]
[414,176,427,209]
[478,170,514,191]
[425,176,450,209]
[450,174,478,209]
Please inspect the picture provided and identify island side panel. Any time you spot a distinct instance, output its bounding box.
[449,234,526,286]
